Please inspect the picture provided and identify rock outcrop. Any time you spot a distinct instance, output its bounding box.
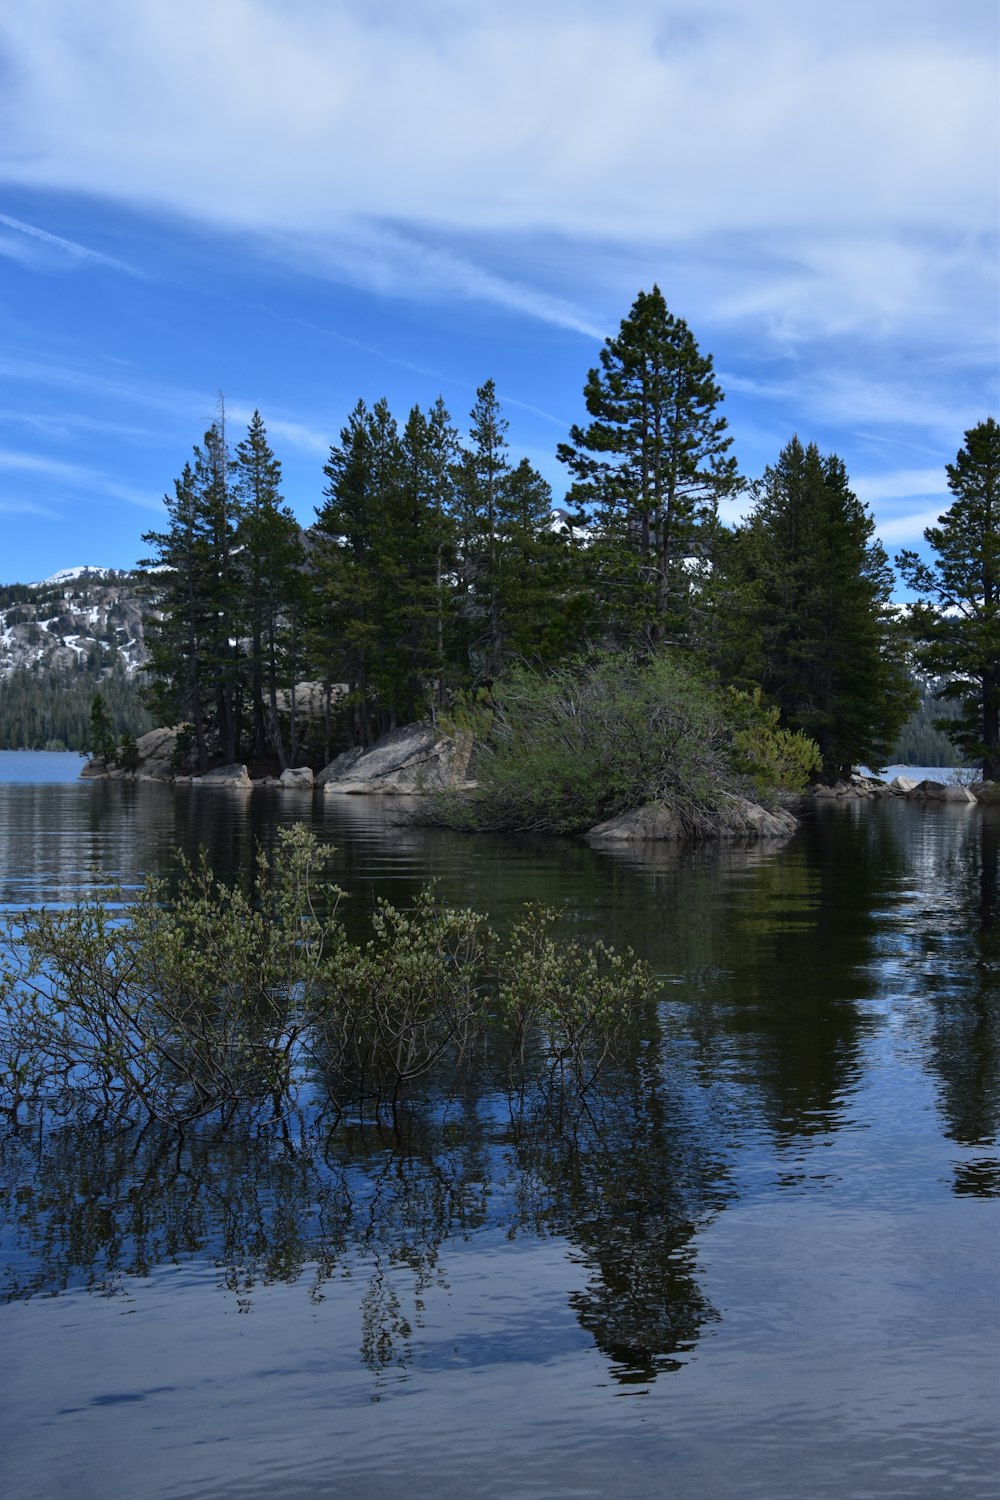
[318,723,474,795]
[191,763,253,787]
[81,726,182,781]
[279,766,314,788]
[587,794,798,844]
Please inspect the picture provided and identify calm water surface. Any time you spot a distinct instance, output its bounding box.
[0,755,997,1499]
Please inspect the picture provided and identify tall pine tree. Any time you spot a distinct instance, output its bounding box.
[232,411,304,768]
[141,454,217,771]
[557,285,739,648]
[453,380,570,678]
[313,399,406,744]
[897,417,1000,778]
[719,436,914,778]
[454,379,511,679]
[395,400,460,719]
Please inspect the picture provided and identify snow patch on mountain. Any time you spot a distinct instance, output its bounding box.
[0,568,149,681]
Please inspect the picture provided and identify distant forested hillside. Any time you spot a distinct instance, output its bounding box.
[0,661,151,751]
[891,679,965,768]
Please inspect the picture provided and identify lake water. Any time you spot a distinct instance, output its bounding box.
[0,755,997,1499]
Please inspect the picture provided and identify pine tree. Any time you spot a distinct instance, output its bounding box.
[232,411,304,768]
[897,417,1000,779]
[197,417,242,765]
[313,399,406,744]
[452,381,576,679]
[88,692,117,761]
[395,400,460,719]
[557,285,739,648]
[455,379,511,679]
[141,420,242,770]
[141,459,215,770]
[720,436,915,778]
[495,457,588,665]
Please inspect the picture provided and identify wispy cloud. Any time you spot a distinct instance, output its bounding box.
[0,496,58,518]
[874,507,950,546]
[0,212,141,276]
[723,366,981,446]
[853,468,949,504]
[0,353,213,425]
[0,448,161,509]
[270,225,606,339]
[0,407,154,442]
[0,450,98,480]
[226,404,329,458]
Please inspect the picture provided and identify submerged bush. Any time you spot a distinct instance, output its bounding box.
[0,827,655,1126]
[432,651,819,834]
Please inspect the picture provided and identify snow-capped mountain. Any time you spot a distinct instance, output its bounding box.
[0,568,148,681]
[35,565,117,588]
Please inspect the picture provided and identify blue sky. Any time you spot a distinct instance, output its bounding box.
[0,0,996,587]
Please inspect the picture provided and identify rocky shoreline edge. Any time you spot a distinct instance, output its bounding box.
[80,724,998,842]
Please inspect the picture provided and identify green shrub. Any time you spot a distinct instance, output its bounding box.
[432,651,819,834]
[0,828,653,1125]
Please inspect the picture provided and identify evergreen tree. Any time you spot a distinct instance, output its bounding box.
[455,379,512,679]
[197,417,243,765]
[141,421,242,770]
[897,417,1000,779]
[719,436,914,778]
[232,411,304,768]
[88,693,117,761]
[313,398,406,744]
[557,285,739,647]
[141,459,214,769]
[117,729,141,774]
[453,381,573,678]
[495,458,586,665]
[395,400,460,719]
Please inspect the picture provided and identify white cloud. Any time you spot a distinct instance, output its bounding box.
[0,449,161,509]
[0,450,96,480]
[853,469,948,505]
[225,405,329,458]
[267,224,606,338]
[723,364,982,446]
[0,213,140,275]
[0,0,994,337]
[873,506,948,547]
[0,497,57,517]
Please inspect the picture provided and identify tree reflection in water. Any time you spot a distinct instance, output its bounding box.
[0,1069,726,1386]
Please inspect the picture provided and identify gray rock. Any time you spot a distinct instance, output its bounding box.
[891,776,919,792]
[913,779,947,799]
[587,805,690,841]
[941,783,976,803]
[279,766,314,788]
[717,795,799,837]
[973,781,1000,802]
[315,745,365,785]
[319,723,474,795]
[587,795,798,843]
[192,763,252,787]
